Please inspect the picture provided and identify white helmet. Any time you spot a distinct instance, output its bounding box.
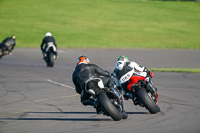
[45,32,52,37]
[115,61,126,70]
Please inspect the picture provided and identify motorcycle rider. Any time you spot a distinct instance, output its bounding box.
[40,32,57,60]
[112,55,158,103]
[0,35,16,55]
[72,56,113,113]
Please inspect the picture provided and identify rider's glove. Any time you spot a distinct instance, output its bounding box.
[144,67,149,72]
[145,77,150,82]
[150,72,154,77]
[147,71,154,78]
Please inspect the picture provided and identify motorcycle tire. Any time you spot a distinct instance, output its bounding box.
[0,49,6,59]
[136,87,160,114]
[0,50,3,58]
[47,52,54,67]
[122,111,128,119]
[98,93,123,121]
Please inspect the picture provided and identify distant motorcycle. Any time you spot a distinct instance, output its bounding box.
[121,74,160,114]
[0,35,16,59]
[0,49,9,58]
[43,42,57,67]
[85,76,128,121]
[0,42,15,59]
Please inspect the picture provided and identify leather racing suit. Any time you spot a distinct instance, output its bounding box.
[40,36,57,58]
[113,61,158,100]
[72,63,112,106]
[0,37,16,54]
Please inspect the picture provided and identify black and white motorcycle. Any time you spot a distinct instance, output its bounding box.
[0,39,15,59]
[85,76,128,121]
[0,49,11,59]
[43,42,57,67]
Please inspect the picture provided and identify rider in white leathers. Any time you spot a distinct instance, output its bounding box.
[112,56,158,102]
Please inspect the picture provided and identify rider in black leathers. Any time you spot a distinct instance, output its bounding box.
[40,32,57,59]
[72,56,112,107]
[0,35,16,55]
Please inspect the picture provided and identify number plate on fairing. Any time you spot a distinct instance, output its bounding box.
[119,70,134,84]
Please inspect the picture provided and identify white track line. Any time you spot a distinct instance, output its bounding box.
[20,79,77,103]
[0,80,79,117]
[47,79,75,90]
[31,79,78,102]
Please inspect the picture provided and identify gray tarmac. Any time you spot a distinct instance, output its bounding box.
[0,48,200,133]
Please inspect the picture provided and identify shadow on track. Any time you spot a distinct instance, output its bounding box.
[20,111,149,114]
[0,111,148,122]
[0,117,111,121]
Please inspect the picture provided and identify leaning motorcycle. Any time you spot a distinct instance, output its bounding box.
[0,49,9,58]
[43,43,57,67]
[0,43,14,59]
[85,77,128,121]
[119,72,160,114]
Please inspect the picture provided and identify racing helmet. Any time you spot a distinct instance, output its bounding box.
[45,32,52,37]
[76,55,90,65]
[115,61,126,70]
[117,55,129,62]
[12,35,16,39]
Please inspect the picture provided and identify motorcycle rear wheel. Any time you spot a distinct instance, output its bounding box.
[136,87,160,114]
[98,93,123,121]
[47,52,54,67]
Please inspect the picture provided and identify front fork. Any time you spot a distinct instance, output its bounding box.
[129,82,156,107]
[108,88,125,112]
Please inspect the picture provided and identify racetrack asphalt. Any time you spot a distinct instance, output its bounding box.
[0,48,200,133]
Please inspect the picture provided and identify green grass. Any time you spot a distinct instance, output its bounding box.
[150,68,200,73]
[0,0,200,49]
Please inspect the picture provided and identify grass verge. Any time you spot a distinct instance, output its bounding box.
[0,0,200,48]
[150,68,200,73]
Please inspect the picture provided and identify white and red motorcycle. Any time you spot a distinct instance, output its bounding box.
[118,71,160,114]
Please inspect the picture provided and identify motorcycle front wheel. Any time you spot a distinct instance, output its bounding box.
[136,87,160,114]
[98,93,123,121]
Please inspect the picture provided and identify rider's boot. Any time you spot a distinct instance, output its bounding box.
[54,52,58,60]
[42,51,47,58]
[82,99,102,114]
[93,100,102,114]
[81,98,95,106]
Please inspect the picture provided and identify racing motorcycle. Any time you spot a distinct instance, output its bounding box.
[120,72,160,114]
[0,49,10,58]
[85,76,128,121]
[43,42,57,67]
[0,41,15,59]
